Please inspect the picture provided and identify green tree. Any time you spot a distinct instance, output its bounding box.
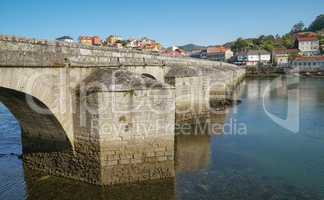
[231,38,253,52]
[309,15,324,32]
[281,34,295,49]
[291,21,306,33]
[261,40,275,52]
[320,37,324,54]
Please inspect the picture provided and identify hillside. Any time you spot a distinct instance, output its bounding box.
[178,14,324,53]
[178,44,206,52]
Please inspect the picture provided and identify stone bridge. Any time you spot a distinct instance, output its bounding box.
[0,36,245,186]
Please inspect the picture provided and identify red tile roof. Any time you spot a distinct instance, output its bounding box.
[296,32,319,42]
[273,49,288,55]
[207,46,230,54]
[287,49,300,54]
[273,49,299,55]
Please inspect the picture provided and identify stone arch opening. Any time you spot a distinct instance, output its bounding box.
[141,73,157,80]
[0,87,72,154]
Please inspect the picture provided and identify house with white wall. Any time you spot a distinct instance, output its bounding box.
[295,32,320,56]
[246,50,271,66]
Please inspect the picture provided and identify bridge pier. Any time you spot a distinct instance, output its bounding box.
[165,67,210,123]
[22,69,176,185]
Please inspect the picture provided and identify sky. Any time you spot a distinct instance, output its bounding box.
[0,0,323,47]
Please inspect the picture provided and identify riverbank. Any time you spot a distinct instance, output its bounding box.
[245,66,324,77]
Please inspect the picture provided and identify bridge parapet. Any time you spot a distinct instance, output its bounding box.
[0,35,238,69]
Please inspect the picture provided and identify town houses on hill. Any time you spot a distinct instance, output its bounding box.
[55,35,163,53]
[54,34,190,57]
[230,31,324,70]
[52,30,324,70]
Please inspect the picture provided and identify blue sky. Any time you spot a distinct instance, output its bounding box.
[0,0,323,46]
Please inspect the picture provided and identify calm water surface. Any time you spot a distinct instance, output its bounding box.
[1,76,324,200]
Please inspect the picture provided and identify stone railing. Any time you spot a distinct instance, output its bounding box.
[0,35,240,69]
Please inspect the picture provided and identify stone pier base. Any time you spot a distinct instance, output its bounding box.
[23,69,176,186]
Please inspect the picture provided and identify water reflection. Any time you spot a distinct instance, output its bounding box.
[175,135,211,172]
[24,168,175,200]
[2,77,324,199]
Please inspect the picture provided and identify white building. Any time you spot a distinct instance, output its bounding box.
[246,50,271,66]
[56,36,74,43]
[295,32,320,56]
[190,49,208,59]
[291,56,324,72]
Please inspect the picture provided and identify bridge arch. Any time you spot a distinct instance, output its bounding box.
[141,73,157,80]
[0,87,72,154]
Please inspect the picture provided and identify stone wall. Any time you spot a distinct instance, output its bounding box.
[0,36,238,70]
[96,89,175,185]
[171,76,210,122]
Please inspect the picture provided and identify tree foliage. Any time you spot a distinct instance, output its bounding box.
[308,15,324,32]
[231,34,292,52]
[291,21,306,33]
[231,38,253,52]
[229,15,324,53]
[281,34,295,49]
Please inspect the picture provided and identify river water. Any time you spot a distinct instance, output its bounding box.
[1,76,324,200]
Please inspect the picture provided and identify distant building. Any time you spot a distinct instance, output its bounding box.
[291,56,324,72]
[295,32,320,56]
[123,37,161,51]
[207,47,233,61]
[106,35,123,46]
[139,37,161,51]
[272,49,289,67]
[286,48,301,55]
[79,36,93,46]
[56,36,74,43]
[246,50,271,66]
[190,49,207,59]
[144,42,161,52]
[126,39,139,48]
[234,51,248,65]
[79,36,102,46]
[141,37,155,46]
[92,36,102,46]
[113,43,124,49]
[161,46,187,57]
